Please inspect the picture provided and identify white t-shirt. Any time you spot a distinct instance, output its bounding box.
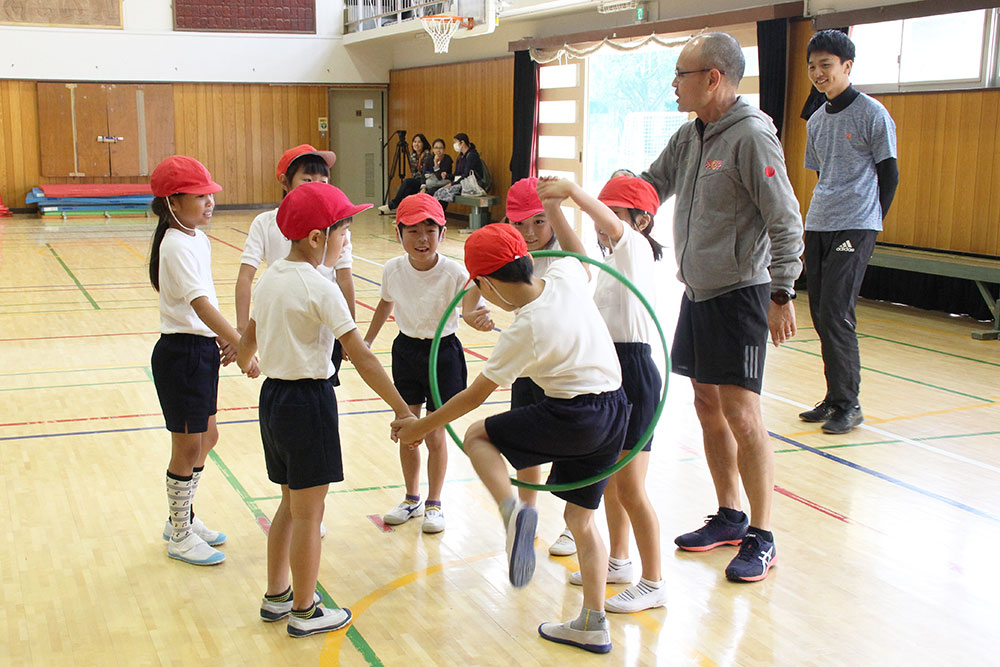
[594,225,657,343]
[482,258,621,399]
[380,254,470,339]
[251,259,357,380]
[532,237,561,277]
[158,228,218,337]
[241,208,353,270]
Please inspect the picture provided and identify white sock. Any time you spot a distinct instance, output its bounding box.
[166,472,194,541]
[190,465,204,522]
[609,556,631,570]
[638,577,662,590]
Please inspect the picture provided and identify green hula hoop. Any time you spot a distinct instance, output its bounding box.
[428,249,670,492]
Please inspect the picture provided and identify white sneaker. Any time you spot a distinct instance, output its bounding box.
[422,507,445,533]
[162,517,227,546]
[167,532,225,566]
[320,522,327,539]
[569,560,633,586]
[383,500,424,525]
[377,204,392,215]
[538,619,611,654]
[287,606,353,637]
[260,591,322,622]
[505,501,537,588]
[604,580,667,613]
[548,529,576,556]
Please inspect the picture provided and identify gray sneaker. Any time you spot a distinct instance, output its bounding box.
[538,620,611,654]
[287,606,352,637]
[505,501,537,588]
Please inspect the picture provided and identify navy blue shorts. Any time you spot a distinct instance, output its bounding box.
[616,342,662,451]
[151,333,219,434]
[391,333,467,410]
[329,338,343,386]
[484,388,630,510]
[259,378,343,490]
[510,376,546,409]
[671,284,769,394]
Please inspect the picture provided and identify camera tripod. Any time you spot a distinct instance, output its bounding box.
[382,129,409,205]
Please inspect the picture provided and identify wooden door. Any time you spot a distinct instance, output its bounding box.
[74,83,111,177]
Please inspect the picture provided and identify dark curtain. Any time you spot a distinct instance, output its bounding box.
[510,50,539,182]
[757,18,788,138]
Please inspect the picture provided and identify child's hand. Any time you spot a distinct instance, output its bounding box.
[244,356,261,379]
[536,177,573,204]
[467,305,494,331]
[218,339,238,366]
[391,414,423,448]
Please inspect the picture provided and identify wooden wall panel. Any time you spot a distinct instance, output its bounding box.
[388,57,515,220]
[1,80,329,208]
[783,19,1000,257]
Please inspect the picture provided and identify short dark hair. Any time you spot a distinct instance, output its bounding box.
[432,138,446,148]
[454,133,470,145]
[807,29,855,63]
[285,153,330,184]
[397,220,444,237]
[478,255,533,285]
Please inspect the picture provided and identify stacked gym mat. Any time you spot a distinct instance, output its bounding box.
[25,184,154,219]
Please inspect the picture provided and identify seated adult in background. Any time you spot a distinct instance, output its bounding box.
[379,133,433,214]
[434,133,484,209]
[421,138,454,196]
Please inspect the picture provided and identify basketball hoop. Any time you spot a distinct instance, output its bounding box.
[420,15,473,53]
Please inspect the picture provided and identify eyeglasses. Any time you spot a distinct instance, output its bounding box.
[674,68,724,78]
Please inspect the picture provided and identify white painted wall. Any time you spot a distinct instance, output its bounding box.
[0,0,916,83]
[0,0,392,83]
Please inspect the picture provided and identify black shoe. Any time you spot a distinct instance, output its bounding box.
[799,400,835,423]
[674,512,748,552]
[822,405,863,434]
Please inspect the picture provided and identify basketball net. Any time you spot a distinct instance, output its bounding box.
[420,15,473,54]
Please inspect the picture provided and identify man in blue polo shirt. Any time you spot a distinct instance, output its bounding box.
[799,29,899,434]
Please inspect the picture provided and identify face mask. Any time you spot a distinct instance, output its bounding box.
[453,142,461,152]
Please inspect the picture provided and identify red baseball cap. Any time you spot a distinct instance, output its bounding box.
[396,193,446,226]
[505,177,544,223]
[598,176,660,217]
[276,182,372,241]
[464,223,528,282]
[150,156,222,198]
[275,144,337,183]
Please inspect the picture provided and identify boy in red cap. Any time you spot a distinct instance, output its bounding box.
[392,220,629,654]
[237,182,416,638]
[236,144,354,383]
[364,193,493,533]
[149,155,258,567]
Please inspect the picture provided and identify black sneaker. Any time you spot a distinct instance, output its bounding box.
[822,405,864,434]
[674,512,748,552]
[799,400,835,423]
[725,532,777,582]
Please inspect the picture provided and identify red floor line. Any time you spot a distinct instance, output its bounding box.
[0,331,159,342]
[774,484,851,524]
[206,233,244,252]
[0,396,386,427]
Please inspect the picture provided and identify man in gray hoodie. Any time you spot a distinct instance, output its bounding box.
[642,32,803,583]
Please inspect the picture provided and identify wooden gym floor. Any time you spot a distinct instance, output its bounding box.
[1,210,998,666]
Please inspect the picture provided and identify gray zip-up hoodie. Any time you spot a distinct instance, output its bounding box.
[642,98,803,302]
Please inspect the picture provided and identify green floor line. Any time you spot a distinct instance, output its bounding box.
[783,345,992,402]
[775,430,1000,454]
[0,364,148,377]
[208,450,383,667]
[857,332,1000,368]
[45,243,100,310]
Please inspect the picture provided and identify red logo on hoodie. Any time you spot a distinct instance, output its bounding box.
[705,159,723,171]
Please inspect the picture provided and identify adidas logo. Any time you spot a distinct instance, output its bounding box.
[835,240,855,252]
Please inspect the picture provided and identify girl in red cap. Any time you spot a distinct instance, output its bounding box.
[148,155,259,566]
[536,176,667,614]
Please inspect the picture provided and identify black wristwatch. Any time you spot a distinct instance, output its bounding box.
[770,289,795,305]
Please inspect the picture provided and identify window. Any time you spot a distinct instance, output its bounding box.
[850,9,999,92]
